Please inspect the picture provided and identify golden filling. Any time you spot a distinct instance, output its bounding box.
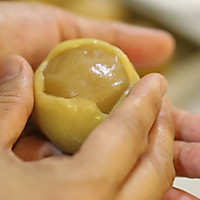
[44,44,129,114]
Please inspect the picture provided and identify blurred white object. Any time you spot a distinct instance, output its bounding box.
[123,0,200,46]
[174,177,200,198]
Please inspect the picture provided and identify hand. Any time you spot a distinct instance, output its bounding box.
[0,0,176,158]
[0,1,174,70]
[1,2,199,199]
[0,0,176,161]
[163,108,200,200]
[0,55,174,200]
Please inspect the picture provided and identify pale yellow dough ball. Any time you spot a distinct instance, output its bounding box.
[34,39,139,153]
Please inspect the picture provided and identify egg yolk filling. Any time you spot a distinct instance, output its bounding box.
[44,44,129,114]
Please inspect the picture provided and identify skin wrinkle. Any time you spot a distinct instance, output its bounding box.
[176,141,193,177]
[184,115,200,142]
[175,111,189,140]
[78,18,115,43]
[0,88,22,113]
[174,141,187,176]
[73,17,92,40]
[50,8,80,41]
[0,56,33,152]
[179,142,199,177]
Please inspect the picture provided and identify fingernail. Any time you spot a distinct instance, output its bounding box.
[159,75,168,96]
[0,56,21,84]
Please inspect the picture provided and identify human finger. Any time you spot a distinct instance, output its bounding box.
[0,55,33,150]
[13,135,62,161]
[12,117,62,161]
[117,97,175,200]
[163,187,199,200]
[0,2,175,70]
[174,141,200,178]
[52,7,175,69]
[0,2,61,69]
[75,73,167,188]
[172,108,200,142]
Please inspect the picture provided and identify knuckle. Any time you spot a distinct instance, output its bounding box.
[0,88,31,119]
[0,89,20,110]
[178,143,197,177]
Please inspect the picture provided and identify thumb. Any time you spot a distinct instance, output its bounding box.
[0,55,33,150]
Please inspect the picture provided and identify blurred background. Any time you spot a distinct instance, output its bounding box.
[2,0,200,197]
